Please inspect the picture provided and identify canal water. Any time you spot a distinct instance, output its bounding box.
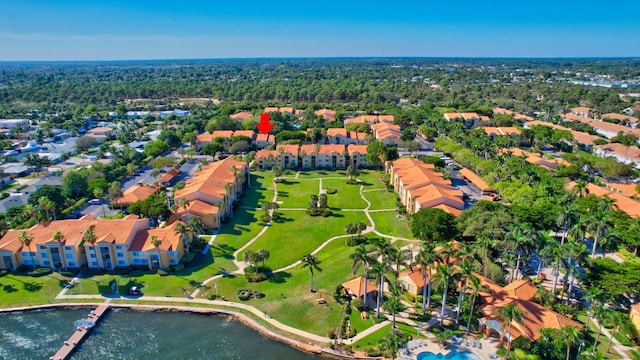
[0,308,319,359]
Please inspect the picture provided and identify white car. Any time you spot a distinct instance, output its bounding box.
[88,198,101,205]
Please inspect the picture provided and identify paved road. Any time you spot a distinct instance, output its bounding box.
[79,203,119,218]
[121,165,155,189]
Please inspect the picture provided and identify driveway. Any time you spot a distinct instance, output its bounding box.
[121,166,156,189]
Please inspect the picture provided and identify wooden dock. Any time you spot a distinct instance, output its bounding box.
[50,304,110,360]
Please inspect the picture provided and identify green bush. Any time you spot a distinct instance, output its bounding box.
[344,179,359,185]
[58,270,78,277]
[27,268,52,277]
[351,298,364,311]
[174,263,184,272]
[97,279,115,295]
[157,269,169,276]
[326,188,338,194]
[236,288,252,301]
[327,329,336,339]
[117,279,132,295]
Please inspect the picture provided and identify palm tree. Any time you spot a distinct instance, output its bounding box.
[345,223,359,241]
[414,242,437,314]
[300,254,321,292]
[592,304,609,353]
[475,235,496,277]
[572,180,589,197]
[257,248,270,268]
[499,303,526,360]
[346,165,359,180]
[587,208,611,259]
[378,333,400,360]
[372,238,393,317]
[606,311,625,354]
[38,196,55,221]
[583,287,603,333]
[351,245,374,310]
[388,246,411,291]
[557,204,578,246]
[435,263,453,327]
[175,222,190,256]
[434,328,456,349]
[383,293,407,329]
[18,231,36,271]
[455,259,477,326]
[504,223,536,283]
[465,276,482,334]
[94,187,107,218]
[562,325,582,360]
[150,235,163,269]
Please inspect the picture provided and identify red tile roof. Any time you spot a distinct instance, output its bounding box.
[341,276,377,297]
[230,112,253,121]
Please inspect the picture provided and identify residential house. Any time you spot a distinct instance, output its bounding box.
[346,144,369,168]
[343,114,394,126]
[500,148,571,170]
[371,122,401,146]
[524,120,602,150]
[230,112,254,121]
[254,133,274,149]
[566,181,640,218]
[459,168,494,196]
[173,157,248,229]
[0,193,29,213]
[232,130,257,142]
[21,176,63,196]
[444,113,464,121]
[387,158,464,216]
[299,144,345,169]
[255,145,299,170]
[129,221,184,269]
[482,127,522,138]
[0,119,30,129]
[399,266,433,297]
[601,113,638,128]
[444,112,481,127]
[87,127,115,142]
[326,128,349,144]
[478,278,582,347]
[594,143,640,169]
[341,276,377,306]
[155,168,182,187]
[113,184,161,207]
[570,107,599,119]
[314,109,336,121]
[159,109,189,119]
[561,113,640,141]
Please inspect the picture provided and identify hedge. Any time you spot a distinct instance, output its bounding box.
[27,268,52,277]
[117,279,132,295]
[97,278,115,295]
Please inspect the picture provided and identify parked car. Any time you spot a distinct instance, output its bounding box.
[88,198,101,205]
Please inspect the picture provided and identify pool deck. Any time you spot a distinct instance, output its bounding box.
[50,303,110,360]
[398,335,500,360]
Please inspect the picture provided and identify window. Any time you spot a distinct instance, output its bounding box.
[68,262,76,267]
[66,253,73,259]
[132,252,140,257]
[91,262,98,267]
[168,251,177,256]
[87,246,94,251]
[115,245,123,250]
[170,258,178,265]
[64,246,73,251]
[116,252,124,258]
[43,261,50,266]
[90,253,96,258]
[117,261,126,266]
[39,245,47,250]
[41,253,48,258]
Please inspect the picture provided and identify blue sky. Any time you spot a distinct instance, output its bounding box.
[0,0,638,60]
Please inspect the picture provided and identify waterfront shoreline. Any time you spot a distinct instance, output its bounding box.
[0,303,361,360]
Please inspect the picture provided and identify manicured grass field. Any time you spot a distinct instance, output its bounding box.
[214,208,263,252]
[0,272,72,307]
[369,211,414,239]
[297,170,347,179]
[243,172,275,208]
[276,179,319,208]
[322,178,368,209]
[351,322,417,350]
[362,189,397,210]
[356,170,387,190]
[211,237,361,336]
[243,210,369,269]
[75,249,223,297]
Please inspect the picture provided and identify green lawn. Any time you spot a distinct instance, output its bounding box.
[0,272,72,307]
[322,178,368,209]
[352,322,417,350]
[276,179,319,208]
[349,306,377,334]
[362,189,397,210]
[214,209,263,251]
[243,210,369,269]
[76,249,224,297]
[243,172,275,208]
[211,237,361,336]
[356,170,387,190]
[297,170,347,179]
[369,211,414,239]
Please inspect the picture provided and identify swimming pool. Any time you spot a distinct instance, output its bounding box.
[417,349,481,360]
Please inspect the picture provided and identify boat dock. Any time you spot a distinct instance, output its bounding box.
[50,304,110,360]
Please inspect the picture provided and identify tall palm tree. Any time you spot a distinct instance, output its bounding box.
[383,293,407,329]
[592,304,609,353]
[465,276,482,334]
[475,235,496,277]
[499,303,526,360]
[175,222,190,257]
[351,245,374,310]
[562,325,582,360]
[583,287,603,333]
[557,204,578,246]
[18,231,36,271]
[150,235,163,269]
[435,263,454,327]
[587,208,611,259]
[38,196,54,221]
[504,223,536,283]
[572,180,589,198]
[606,311,625,354]
[94,187,107,218]
[414,242,437,314]
[178,197,190,213]
[300,254,321,292]
[257,249,270,268]
[388,246,411,291]
[378,333,400,360]
[455,259,477,326]
[372,238,394,317]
